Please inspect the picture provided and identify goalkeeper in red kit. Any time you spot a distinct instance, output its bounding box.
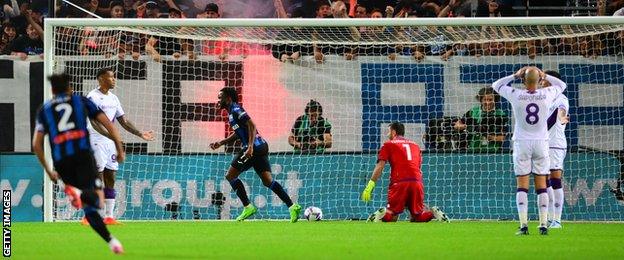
[361,122,449,222]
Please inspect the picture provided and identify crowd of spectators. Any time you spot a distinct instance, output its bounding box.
[269,0,624,62]
[2,0,622,154]
[1,0,45,59]
[1,0,624,61]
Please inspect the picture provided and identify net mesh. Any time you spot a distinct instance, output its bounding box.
[49,19,624,221]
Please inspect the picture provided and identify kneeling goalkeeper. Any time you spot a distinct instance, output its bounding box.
[361,122,449,222]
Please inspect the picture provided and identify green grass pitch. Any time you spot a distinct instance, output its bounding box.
[11,221,624,259]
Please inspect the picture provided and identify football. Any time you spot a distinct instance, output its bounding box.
[304,206,323,221]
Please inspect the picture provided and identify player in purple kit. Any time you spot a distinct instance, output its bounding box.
[492,66,567,235]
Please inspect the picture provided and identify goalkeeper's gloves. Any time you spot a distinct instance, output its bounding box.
[361,180,376,202]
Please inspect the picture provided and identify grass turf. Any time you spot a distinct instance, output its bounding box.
[10,221,624,259]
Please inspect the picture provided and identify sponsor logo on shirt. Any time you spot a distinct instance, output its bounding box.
[518,94,546,101]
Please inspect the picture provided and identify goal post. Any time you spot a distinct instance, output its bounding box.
[43,17,624,222]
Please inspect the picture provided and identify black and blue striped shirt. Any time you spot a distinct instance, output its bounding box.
[35,94,102,163]
[228,103,266,149]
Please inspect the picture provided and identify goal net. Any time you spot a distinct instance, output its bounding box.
[45,18,624,221]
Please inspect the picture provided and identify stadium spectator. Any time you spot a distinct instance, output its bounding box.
[91,0,113,17]
[354,4,370,33]
[127,0,146,18]
[487,0,502,17]
[7,22,43,59]
[273,0,286,18]
[0,21,17,55]
[103,1,146,60]
[288,100,332,153]
[82,2,129,58]
[117,31,145,60]
[453,87,509,152]
[596,0,624,16]
[370,7,383,18]
[354,4,368,18]
[199,3,249,61]
[197,2,221,18]
[358,8,398,60]
[316,1,331,18]
[325,0,351,19]
[479,26,519,57]
[145,3,190,62]
[476,0,514,17]
[125,0,164,18]
[163,0,185,17]
[55,0,97,18]
[312,1,360,63]
[334,0,360,61]
[313,2,329,63]
[7,1,32,36]
[438,0,470,17]
[2,0,21,23]
[355,0,397,14]
[168,7,182,18]
[271,1,309,62]
[89,0,133,18]
[440,43,472,60]
[108,1,126,18]
[83,0,100,18]
[420,1,443,17]
[9,0,622,61]
[607,0,624,15]
[29,6,43,23]
[391,10,427,62]
[437,5,484,61]
[392,0,424,17]
[143,1,165,18]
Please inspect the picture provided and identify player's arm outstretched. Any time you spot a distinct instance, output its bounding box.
[361,160,386,202]
[117,115,155,141]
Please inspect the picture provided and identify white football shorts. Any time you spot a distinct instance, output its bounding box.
[513,140,550,176]
[548,148,567,171]
[91,139,119,172]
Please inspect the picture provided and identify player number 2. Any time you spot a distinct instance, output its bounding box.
[525,103,539,125]
[55,103,75,131]
[402,144,412,161]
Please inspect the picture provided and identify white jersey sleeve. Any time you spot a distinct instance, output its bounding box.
[491,75,516,100]
[544,75,567,96]
[113,94,125,119]
[548,95,569,148]
[86,89,99,108]
[556,95,569,113]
